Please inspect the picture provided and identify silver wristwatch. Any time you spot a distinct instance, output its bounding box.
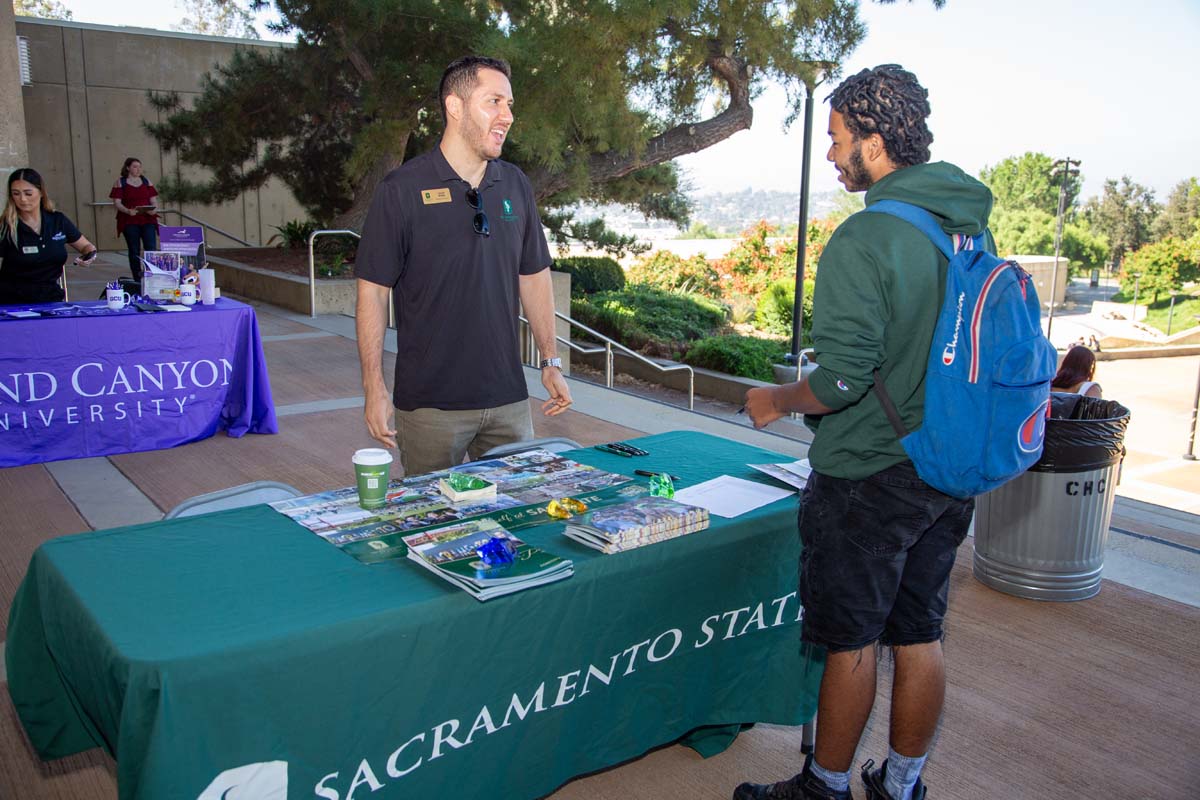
[539,357,563,370]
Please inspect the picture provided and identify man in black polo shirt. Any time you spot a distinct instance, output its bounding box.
[355,55,572,476]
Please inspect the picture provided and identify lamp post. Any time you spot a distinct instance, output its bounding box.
[1047,157,1080,340]
[1167,293,1177,336]
[1185,320,1200,461]
[1131,273,1142,322]
[786,76,817,369]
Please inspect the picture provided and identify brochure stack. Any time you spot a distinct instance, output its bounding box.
[562,496,710,554]
[402,519,573,601]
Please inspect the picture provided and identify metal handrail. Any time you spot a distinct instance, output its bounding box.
[87,202,253,246]
[307,229,361,318]
[521,310,695,411]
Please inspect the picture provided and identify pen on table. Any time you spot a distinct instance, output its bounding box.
[594,444,633,457]
[736,406,746,415]
[634,469,680,481]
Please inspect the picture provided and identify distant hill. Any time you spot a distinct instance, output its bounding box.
[569,189,844,239]
[689,188,841,234]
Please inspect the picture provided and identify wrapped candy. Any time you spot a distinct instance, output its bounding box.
[649,473,675,499]
[477,536,517,566]
[546,497,588,519]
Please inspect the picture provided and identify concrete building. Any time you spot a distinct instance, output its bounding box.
[1010,254,1069,307]
[10,17,305,251]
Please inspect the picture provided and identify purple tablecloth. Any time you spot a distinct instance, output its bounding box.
[0,299,277,467]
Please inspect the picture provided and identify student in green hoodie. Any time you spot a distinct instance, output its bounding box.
[737,65,992,800]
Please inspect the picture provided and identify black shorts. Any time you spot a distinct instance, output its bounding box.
[798,460,974,653]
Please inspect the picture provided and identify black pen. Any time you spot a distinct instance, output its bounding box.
[634,469,680,480]
[736,406,746,415]
[595,444,633,457]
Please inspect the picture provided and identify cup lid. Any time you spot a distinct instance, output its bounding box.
[352,448,393,466]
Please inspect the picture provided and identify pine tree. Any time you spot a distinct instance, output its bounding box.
[147,0,939,248]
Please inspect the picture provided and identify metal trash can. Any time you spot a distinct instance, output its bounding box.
[973,395,1130,601]
[1089,267,1100,287]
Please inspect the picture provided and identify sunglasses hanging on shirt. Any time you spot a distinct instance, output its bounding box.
[466,187,490,237]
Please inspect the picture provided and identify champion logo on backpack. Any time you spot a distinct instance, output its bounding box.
[942,291,965,366]
[866,200,1057,498]
[1019,400,1050,454]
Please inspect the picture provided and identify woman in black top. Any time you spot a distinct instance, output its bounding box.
[0,168,98,305]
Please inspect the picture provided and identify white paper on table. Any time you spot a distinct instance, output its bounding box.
[779,458,812,479]
[673,475,794,518]
[747,460,811,490]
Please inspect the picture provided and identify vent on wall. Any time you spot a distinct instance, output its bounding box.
[17,36,32,85]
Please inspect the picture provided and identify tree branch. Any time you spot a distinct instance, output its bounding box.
[331,22,375,83]
[528,52,753,201]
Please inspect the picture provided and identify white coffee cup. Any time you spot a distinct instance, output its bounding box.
[179,284,198,305]
[106,288,131,310]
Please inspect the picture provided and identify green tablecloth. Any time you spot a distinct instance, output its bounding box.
[6,430,822,800]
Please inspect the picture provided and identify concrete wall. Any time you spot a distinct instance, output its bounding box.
[14,18,305,251]
[2,4,30,176]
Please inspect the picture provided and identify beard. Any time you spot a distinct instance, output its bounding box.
[838,145,872,192]
[460,111,503,161]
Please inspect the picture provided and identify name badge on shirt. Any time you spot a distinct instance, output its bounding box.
[22,245,39,254]
[420,188,452,205]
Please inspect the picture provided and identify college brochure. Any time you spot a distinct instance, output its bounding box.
[403,518,573,601]
[270,449,633,563]
[747,459,813,490]
[562,496,710,554]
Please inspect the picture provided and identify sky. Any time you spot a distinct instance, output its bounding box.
[51,0,1200,204]
[677,0,1200,202]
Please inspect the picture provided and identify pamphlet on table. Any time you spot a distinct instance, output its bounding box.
[403,518,573,601]
[270,449,637,564]
[747,459,812,490]
[562,496,710,553]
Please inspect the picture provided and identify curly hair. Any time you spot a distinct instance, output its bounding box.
[827,64,933,168]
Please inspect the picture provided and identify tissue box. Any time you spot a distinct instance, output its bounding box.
[438,473,497,503]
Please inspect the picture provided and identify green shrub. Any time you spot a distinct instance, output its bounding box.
[627,250,722,298]
[552,256,626,296]
[755,278,814,344]
[683,334,788,382]
[271,219,319,249]
[317,253,350,278]
[570,286,726,355]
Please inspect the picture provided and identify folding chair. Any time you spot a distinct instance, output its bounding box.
[479,437,582,459]
[164,481,305,519]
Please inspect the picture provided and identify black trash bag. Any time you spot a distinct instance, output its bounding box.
[1032,395,1130,472]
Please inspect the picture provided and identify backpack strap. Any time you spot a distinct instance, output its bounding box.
[864,199,958,258]
[863,200,967,442]
[872,369,909,438]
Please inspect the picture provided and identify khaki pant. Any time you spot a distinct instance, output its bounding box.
[395,399,534,477]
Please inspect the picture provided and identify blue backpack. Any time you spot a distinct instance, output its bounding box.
[866,200,1057,498]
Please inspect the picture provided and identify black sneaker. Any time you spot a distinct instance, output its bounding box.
[860,759,928,800]
[733,754,851,800]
